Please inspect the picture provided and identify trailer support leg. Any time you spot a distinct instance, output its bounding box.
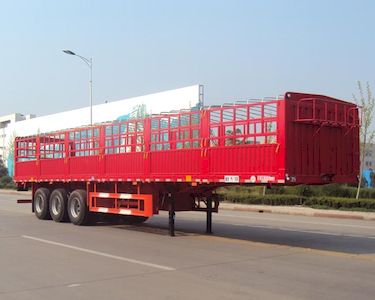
[206,199,213,234]
[169,198,175,237]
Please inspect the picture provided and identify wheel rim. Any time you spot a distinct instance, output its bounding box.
[70,198,81,218]
[35,195,43,213]
[51,197,61,216]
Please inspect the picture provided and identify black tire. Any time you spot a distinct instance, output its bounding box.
[34,188,51,220]
[49,188,68,222]
[121,216,148,224]
[68,189,90,225]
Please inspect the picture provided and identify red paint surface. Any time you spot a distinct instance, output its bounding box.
[14,92,359,186]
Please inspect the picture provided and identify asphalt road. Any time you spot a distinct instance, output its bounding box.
[1,190,375,300]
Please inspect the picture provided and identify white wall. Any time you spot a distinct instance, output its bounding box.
[3,85,202,164]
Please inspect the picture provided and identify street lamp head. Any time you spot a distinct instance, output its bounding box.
[63,49,76,55]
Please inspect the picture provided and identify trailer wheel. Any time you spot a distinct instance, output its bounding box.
[34,188,51,220]
[121,216,148,224]
[49,189,68,222]
[68,190,89,225]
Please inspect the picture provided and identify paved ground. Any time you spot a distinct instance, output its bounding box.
[1,190,375,299]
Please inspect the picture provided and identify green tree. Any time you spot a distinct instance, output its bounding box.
[6,131,16,177]
[353,81,375,199]
[0,160,7,177]
[0,159,14,189]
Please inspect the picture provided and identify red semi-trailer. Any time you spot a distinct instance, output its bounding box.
[14,92,360,235]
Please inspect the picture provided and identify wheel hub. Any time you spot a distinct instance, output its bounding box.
[70,198,81,218]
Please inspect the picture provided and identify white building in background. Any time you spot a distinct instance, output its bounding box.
[0,85,203,166]
[0,113,36,161]
[364,143,375,170]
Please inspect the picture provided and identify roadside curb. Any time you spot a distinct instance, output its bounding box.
[220,202,375,221]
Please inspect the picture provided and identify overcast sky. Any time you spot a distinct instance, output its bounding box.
[0,0,374,117]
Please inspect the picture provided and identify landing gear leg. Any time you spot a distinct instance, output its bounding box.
[169,198,175,237]
[206,198,213,234]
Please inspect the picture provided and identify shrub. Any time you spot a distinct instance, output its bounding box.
[295,185,315,197]
[217,184,375,210]
[218,192,306,206]
[265,186,286,195]
[219,187,375,210]
[359,188,375,199]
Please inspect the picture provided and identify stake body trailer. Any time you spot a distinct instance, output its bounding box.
[14,92,360,235]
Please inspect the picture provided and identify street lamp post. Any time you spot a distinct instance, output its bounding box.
[63,50,93,125]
